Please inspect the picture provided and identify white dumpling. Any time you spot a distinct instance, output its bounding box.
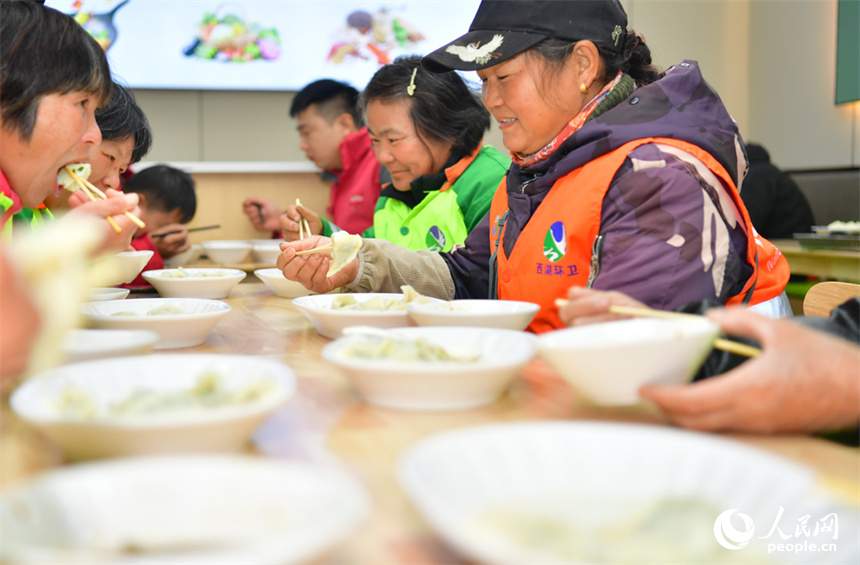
[57,163,91,191]
[326,231,362,278]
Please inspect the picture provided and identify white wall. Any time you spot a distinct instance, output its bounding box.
[135,0,859,171]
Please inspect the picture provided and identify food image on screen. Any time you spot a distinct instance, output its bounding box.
[328,8,425,65]
[60,0,130,51]
[183,7,281,63]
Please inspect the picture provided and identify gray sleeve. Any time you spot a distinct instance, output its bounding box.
[345,238,456,300]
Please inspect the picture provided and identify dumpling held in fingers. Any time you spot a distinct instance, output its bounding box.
[326,231,362,278]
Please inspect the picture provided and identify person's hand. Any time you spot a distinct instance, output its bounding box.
[242,197,282,232]
[640,307,860,433]
[65,189,140,254]
[279,204,323,241]
[0,250,40,380]
[151,224,190,258]
[276,236,357,294]
[558,286,649,326]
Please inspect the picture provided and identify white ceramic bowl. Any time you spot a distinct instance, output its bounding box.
[86,287,130,301]
[254,268,313,298]
[90,250,154,286]
[536,317,720,405]
[142,268,246,299]
[163,244,202,267]
[201,240,252,265]
[293,293,443,339]
[322,327,535,411]
[399,422,858,565]
[61,329,159,364]
[81,298,231,349]
[251,240,283,264]
[0,454,370,564]
[10,354,296,460]
[408,299,540,331]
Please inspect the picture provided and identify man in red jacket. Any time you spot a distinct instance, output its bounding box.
[243,80,384,236]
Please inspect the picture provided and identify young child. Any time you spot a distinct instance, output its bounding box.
[120,165,197,287]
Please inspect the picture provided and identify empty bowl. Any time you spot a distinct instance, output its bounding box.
[0,455,370,564]
[536,317,720,405]
[89,250,154,286]
[293,293,443,339]
[81,298,231,349]
[408,299,540,331]
[201,240,252,265]
[322,327,535,411]
[251,240,283,264]
[86,287,130,301]
[143,268,247,299]
[61,329,159,363]
[254,268,313,298]
[10,354,296,460]
[163,244,202,267]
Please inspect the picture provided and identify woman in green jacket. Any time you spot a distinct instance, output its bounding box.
[281,56,509,252]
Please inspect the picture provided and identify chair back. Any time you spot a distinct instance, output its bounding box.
[802,281,860,317]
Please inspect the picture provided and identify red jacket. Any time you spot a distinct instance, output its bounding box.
[327,127,382,234]
[122,233,163,288]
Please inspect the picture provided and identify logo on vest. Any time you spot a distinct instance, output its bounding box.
[425,226,446,252]
[543,221,566,262]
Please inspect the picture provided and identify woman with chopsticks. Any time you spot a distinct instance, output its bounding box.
[277,0,791,333]
[0,0,140,250]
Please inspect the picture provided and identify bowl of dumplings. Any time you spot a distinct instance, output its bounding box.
[292,286,443,339]
[81,298,231,349]
[322,326,536,411]
[143,267,247,299]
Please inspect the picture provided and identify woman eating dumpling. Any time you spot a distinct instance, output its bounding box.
[0,0,140,251]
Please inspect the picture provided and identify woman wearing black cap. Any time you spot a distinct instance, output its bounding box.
[277,0,791,333]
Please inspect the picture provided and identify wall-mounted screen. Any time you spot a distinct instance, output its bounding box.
[45,0,481,91]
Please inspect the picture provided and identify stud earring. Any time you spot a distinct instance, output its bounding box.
[580,83,588,93]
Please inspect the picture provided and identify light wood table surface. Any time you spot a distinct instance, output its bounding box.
[1,283,858,563]
[774,239,860,282]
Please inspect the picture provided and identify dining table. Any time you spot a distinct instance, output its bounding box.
[1,282,858,564]
[774,238,860,282]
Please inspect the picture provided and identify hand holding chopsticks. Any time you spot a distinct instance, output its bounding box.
[64,165,145,233]
[295,198,313,240]
[554,297,761,357]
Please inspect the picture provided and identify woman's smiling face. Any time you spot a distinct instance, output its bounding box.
[477,53,582,156]
[366,99,453,191]
[0,91,102,207]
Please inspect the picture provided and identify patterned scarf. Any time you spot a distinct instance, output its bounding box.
[512,71,623,168]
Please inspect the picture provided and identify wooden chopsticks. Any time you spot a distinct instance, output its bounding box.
[64,166,145,233]
[294,244,334,256]
[553,299,761,357]
[295,198,312,239]
[151,224,221,239]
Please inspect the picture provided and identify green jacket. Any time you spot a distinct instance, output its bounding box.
[322,145,509,252]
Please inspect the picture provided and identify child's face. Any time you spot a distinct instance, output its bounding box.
[137,207,185,237]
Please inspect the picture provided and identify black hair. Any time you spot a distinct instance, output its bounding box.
[0,0,112,140]
[530,30,661,88]
[96,83,152,164]
[289,79,362,127]
[122,165,197,224]
[358,55,490,157]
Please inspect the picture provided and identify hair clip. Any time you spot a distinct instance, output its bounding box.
[407,68,418,96]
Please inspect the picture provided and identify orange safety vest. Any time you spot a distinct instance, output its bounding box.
[489,138,790,334]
